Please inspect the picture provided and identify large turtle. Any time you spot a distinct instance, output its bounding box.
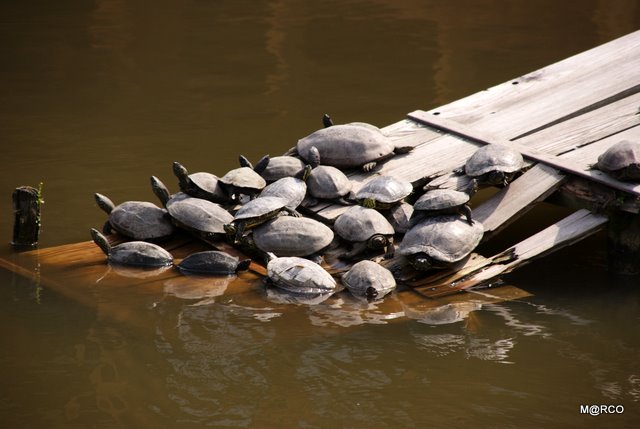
[399,215,484,271]
[266,255,337,295]
[252,216,334,258]
[172,161,228,203]
[411,189,473,225]
[177,250,251,275]
[594,140,640,181]
[465,145,524,187]
[224,196,297,243]
[333,205,396,259]
[90,228,173,267]
[94,193,175,241]
[150,176,233,241]
[295,123,412,172]
[355,175,413,209]
[341,260,396,301]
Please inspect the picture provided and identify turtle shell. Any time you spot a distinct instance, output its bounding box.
[260,156,306,182]
[219,167,266,190]
[233,196,289,221]
[333,206,395,242]
[414,189,470,211]
[307,166,352,199]
[355,176,413,205]
[105,199,175,241]
[342,260,396,299]
[259,178,306,210]
[186,172,228,201]
[296,123,394,169]
[399,215,483,264]
[177,250,249,275]
[384,202,414,234]
[253,216,334,257]
[108,241,173,267]
[597,140,640,177]
[267,256,337,294]
[166,196,233,235]
[465,145,524,177]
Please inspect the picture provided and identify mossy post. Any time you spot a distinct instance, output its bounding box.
[607,210,640,275]
[12,184,43,248]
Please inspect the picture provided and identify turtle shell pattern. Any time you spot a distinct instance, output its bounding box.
[465,145,524,177]
[267,256,337,294]
[253,216,334,257]
[333,206,395,242]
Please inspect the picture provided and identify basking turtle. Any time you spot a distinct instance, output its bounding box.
[151,176,233,241]
[257,156,307,183]
[252,216,334,257]
[296,123,412,172]
[218,167,267,201]
[90,228,173,267]
[399,215,484,271]
[303,147,353,206]
[464,145,524,187]
[172,161,228,203]
[266,255,337,295]
[384,202,414,234]
[411,189,473,225]
[177,250,251,275]
[355,176,413,209]
[341,260,396,300]
[333,206,395,259]
[258,165,312,210]
[224,196,297,243]
[594,140,640,181]
[94,193,175,241]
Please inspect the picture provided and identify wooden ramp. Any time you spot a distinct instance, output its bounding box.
[3,30,640,319]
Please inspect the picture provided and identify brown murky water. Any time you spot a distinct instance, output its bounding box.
[1,1,640,427]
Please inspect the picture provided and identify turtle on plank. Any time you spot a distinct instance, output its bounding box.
[266,254,337,295]
[252,216,334,258]
[411,189,473,225]
[91,228,173,267]
[464,145,524,187]
[333,206,396,259]
[594,140,640,182]
[172,161,228,203]
[177,250,250,275]
[341,260,396,301]
[355,175,413,209]
[224,196,298,244]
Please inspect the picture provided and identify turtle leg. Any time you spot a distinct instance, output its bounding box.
[383,237,395,259]
[460,204,474,225]
[362,161,377,172]
[234,221,246,244]
[283,207,301,217]
[342,242,367,259]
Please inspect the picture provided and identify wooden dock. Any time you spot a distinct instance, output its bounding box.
[2,30,640,323]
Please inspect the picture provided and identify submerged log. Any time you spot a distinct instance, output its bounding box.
[12,185,43,248]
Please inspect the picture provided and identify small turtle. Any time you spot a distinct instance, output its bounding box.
[219,167,267,201]
[384,202,414,234]
[399,215,484,271]
[342,260,396,300]
[594,140,640,181]
[333,206,395,259]
[257,156,307,183]
[253,216,334,257]
[94,193,175,241]
[296,123,412,171]
[172,161,228,203]
[303,146,353,205]
[267,255,337,295]
[224,196,297,243]
[464,145,524,187]
[151,176,233,241]
[259,165,312,210]
[355,176,413,209]
[90,228,173,267]
[177,250,251,275]
[411,189,473,225]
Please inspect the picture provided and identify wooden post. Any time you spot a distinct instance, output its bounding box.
[12,184,42,248]
[607,210,640,275]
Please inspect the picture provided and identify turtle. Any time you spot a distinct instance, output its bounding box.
[94,193,175,241]
[341,260,396,300]
[464,144,524,187]
[302,146,353,206]
[266,255,337,295]
[258,165,312,210]
[594,140,640,181]
[333,205,396,259]
[295,123,413,172]
[218,167,267,201]
[398,215,484,271]
[172,161,228,203]
[223,196,298,243]
[90,228,173,267]
[411,189,474,225]
[256,155,307,183]
[150,176,234,241]
[355,175,413,209]
[384,201,414,234]
[252,216,334,257]
[177,250,251,275]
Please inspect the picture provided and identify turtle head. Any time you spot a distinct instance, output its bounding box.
[410,253,433,271]
[361,197,377,209]
[367,234,389,250]
[253,154,270,175]
[223,222,237,238]
[485,170,507,187]
[238,154,253,169]
[90,228,111,256]
[236,258,252,272]
[94,193,115,214]
[308,146,321,168]
[301,164,313,181]
[365,286,379,301]
[322,113,333,128]
[150,176,171,207]
[172,162,189,185]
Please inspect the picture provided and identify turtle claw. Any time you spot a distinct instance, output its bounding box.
[362,161,377,172]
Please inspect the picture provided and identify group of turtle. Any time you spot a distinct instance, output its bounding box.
[90,114,640,302]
